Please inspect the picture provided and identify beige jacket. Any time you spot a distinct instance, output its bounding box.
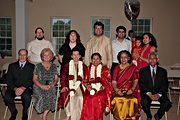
[85,35,112,68]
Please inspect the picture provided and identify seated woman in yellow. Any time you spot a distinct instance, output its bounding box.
[111,50,140,120]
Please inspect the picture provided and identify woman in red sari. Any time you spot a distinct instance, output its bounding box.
[111,50,140,120]
[81,53,112,120]
[136,33,157,69]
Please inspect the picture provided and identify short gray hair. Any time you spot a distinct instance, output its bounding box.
[148,52,159,60]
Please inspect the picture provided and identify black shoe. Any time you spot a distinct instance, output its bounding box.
[154,113,160,120]
[9,110,17,120]
[22,112,28,120]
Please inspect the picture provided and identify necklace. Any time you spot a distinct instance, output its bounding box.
[42,62,51,70]
[120,63,129,70]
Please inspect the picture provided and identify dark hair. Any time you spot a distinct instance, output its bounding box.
[128,30,134,35]
[18,49,28,55]
[93,21,104,30]
[117,50,132,64]
[71,47,80,54]
[116,26,127,33]
[35,27,44,34]
[65,30,81,44]
[91,52,102,60]
[142,32,158,48]
[135,36,142,40]
[135,36,142,45]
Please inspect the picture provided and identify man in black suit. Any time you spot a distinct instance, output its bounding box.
[139,52,172,120]
[4,49,35,120]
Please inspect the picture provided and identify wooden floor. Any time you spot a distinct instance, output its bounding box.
[0,94,179,120]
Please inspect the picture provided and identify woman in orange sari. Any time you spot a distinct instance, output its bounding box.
[81,53,112,120]
[136,33,157,69]
[111,50,140,120]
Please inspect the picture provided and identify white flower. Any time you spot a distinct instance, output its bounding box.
[69,91,75,96]
[91,82,102,92]
[90,64,102,79]
[68,60,83,90]
[90,89,95,95]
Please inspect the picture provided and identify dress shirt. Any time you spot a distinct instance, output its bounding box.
[112,38,132,63]
[150,65,157,78]
[19,61,26,68]
[147,65,162,97]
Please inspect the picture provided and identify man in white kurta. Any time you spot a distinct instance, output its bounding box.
[27,27,55,64]
[60,49,87,120]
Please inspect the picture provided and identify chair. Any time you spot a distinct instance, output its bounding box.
[4,95,22,119]
[0,83,7,99]
[139,101,168,120]
[28,80,61,120]
[169,80,180,115]
[53,80,61,120]
[150,101,168,120]
[0,83,24,119]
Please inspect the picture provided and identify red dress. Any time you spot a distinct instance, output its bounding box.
[112,64,140,104]
[137,45,152,69]
[111,64,141,120]
[80,64,112,120]
[132,46,142,61]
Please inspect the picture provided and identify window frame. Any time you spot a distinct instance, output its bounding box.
[131,17,153,36]
[0,17,12,57]
[51,17,71,56]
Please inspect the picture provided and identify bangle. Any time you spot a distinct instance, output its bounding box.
[115,88,119,93]
[131,88,134,92]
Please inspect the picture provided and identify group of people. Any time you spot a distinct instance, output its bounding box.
[3,21,172,120]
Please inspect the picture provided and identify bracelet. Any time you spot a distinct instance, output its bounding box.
[130,88,134,92]
[115,88,119,93]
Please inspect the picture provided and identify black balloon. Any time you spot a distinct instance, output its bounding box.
[124,0,140,21]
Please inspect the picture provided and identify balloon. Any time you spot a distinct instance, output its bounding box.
[124,0,140,21]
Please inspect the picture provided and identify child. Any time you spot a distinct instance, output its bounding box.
[132,36,142,66]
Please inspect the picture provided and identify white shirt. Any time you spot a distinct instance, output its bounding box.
[112,38,132,63]
[150,65,157,78]
[27,39,55,64]
[19,61,26,68]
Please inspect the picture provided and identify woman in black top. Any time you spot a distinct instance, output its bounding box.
[58,30,85,72]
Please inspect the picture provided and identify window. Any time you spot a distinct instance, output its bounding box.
[0,17,12,57]
[131,18,152,36]
[51,18,71,55]
[91,17,111,38]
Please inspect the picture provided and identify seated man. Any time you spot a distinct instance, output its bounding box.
[139,52,172,120]
[4,49,35,120]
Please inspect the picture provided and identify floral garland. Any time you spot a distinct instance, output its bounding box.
[69,60,83,80]
[68,60,83,96]
[90,64,102,95]
[90,64,102,78]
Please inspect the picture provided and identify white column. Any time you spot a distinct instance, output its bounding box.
[15,0,27,58]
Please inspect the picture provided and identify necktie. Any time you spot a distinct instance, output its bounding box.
[152,68,155,85]
[20,64,23,69]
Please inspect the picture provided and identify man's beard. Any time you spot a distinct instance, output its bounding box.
[36,36,44,40]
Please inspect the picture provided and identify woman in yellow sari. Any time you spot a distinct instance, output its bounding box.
[111,50,140,120]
